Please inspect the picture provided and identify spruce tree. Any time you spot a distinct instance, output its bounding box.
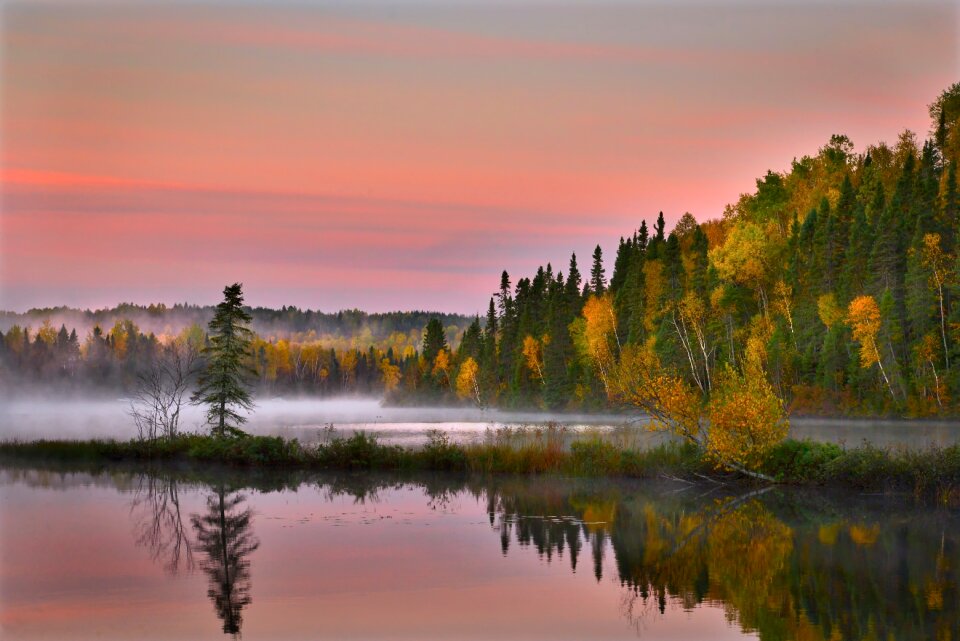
[589,245,606,295]
[192,283,255,437]
[654,212,666,243]
[421,318,448,365]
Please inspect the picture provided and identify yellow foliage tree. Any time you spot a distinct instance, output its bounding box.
[706,364,788,471]
[913,333,945,409]
[36,320,58,346]
[919,233,952,371]
[671,291,712,392]
[609,343,784,480]
[581,294,620,394]
[379,358,401,393]
[709,221,774,315]
[816,293,844,329]
[432,349,452,390]
[847,295,896,399]
[455,357,482,407]
[521,335,545,385]
[772,280,796,341]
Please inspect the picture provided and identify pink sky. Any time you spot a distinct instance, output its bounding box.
[1,1,957,314]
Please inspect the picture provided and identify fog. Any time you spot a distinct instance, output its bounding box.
[0,396,653,446]
[4,396,959,449]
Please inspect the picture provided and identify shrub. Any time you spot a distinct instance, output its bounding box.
[420,430,468,471]
[761,439,843,482]
[315,432,404,470]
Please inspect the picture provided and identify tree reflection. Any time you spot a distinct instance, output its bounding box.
[114,468,960,641]
[475,478,960,641]
[130,475,194,574]
[191,487,260,637]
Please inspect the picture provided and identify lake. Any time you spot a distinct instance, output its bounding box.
[3,397,960,449]
[2,465,958,640]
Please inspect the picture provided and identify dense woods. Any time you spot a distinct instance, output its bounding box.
[3,84,960,419]
[416,83,960,418]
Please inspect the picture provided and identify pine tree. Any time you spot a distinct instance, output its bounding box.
[191,283,255,437]
[609,237,631,294]
[421,318,448,365]
[589,245,606,295]
[543,274,571,409]
[637,219,649,251]
[654,212,666,244]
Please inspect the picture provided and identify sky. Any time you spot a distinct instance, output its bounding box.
[0,0,957,315]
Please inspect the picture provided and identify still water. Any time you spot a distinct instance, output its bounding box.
[2,466,958,640]
[4,398,960,449]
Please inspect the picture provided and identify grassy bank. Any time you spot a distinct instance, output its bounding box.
[3,430,960,499]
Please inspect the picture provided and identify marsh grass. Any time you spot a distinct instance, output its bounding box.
[5,428,960,498]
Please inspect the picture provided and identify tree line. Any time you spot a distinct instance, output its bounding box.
[408,83,960,418]
[0,311,463,397]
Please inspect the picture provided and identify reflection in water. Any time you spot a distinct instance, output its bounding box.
[190,487,260,636]
[106,468,960,640]
[481,479,960,641]
[130,475,194,574]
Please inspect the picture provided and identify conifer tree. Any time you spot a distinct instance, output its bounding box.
[654,212,666,244]
[590,245,606,295]
[421,318,448,365]
[192,283,255,437]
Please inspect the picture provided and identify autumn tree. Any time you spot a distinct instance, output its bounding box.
[521,335,545,385]
[847,295,897,400]
[919,233,952,371]
[455,357,483,407]
[379,357,401,394]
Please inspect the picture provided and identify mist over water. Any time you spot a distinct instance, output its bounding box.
[4,395,960,448]
[0,396,648,445]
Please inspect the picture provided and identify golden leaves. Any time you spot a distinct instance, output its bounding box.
[847,295,882,369]
[379,358,401,393]
[455,356,480,404]
[521,335,544,383]
[706,364,788,470]
[817,293,845,329]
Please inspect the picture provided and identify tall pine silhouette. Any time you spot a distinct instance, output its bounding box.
[192,283,255,437]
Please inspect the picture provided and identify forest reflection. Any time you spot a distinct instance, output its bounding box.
[125,471,960,640]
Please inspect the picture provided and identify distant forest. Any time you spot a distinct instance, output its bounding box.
[4,84,960,416]
[0,306,472,396]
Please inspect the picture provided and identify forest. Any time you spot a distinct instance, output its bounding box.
[3,83,960,418]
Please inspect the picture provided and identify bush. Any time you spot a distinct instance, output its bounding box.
[186,435,303,465]
[762,439,843,482]
[420,430,468,471]
[315,432,404,470]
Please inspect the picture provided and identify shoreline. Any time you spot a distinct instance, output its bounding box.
[3,433,960,501]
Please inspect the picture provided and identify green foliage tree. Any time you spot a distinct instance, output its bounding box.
[192,283,256,437]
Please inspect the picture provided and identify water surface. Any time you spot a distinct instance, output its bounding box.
[2,465,958,640]
[3,397,959,449]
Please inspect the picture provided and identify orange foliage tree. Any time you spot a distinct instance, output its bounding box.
[847,295,896,400]
[608,343,785,481]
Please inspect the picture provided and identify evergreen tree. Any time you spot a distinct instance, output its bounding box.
[191,283,256,437]
[637,219,649,251]
[421,317,448,365]
[589,245,606,295]
[654,211,666,244]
